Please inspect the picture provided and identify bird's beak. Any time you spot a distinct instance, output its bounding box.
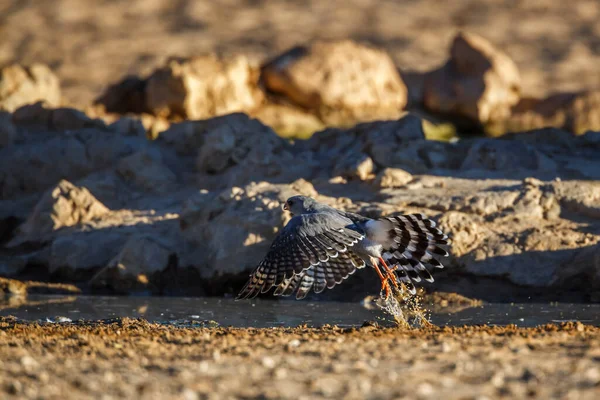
[282,202,289,211]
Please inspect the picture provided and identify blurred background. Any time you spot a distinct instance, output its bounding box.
[1,0,600,305]
[2,0,600,104]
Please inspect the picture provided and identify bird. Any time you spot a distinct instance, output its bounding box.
[236,195,450,300]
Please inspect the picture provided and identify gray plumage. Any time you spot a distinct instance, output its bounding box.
[236,195,449,300]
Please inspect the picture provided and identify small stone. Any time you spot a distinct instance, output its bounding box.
[376,168,413,188]
[20,355,39,369]
[8,381,22,394]
[584,367,600,385]
[416,382,434,397]
[441,342,453,353]
[286,339,301,350]
[261,356,276,369]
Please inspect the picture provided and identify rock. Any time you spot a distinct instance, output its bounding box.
[262,40,408,125]
[376,168,413,188]
[95,75,148,114]
[423,32,520,125]
[552,242,600,290]
[0,126,147,199]
[194,115,290,176]
[0,64,61,112]
[11,180,109,243]
[438,211,487,258]
[12,102,106,131]
[145,55,263,119]
[109,117,146,137]
[48,231,126,275]
[0,277,27,296]
[160,113,304,188]
[90,235,174,293]
[495,90,600,136]
[461,139,556,178]
[179,181,317,277]
[303,114,441,175]
[0,111,17,147]
[333,153,374,181]
[117,149,177,193]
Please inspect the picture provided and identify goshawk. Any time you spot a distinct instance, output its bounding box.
[237,196,449,300]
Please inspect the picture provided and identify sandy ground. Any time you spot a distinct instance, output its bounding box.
[1,0,600,106]
[0,317,599,399]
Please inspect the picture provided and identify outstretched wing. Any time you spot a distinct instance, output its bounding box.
[236,212,366,300]
[273,251,366,300]
[381,214,450,294]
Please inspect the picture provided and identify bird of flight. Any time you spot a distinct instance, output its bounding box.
[237,195,450,300]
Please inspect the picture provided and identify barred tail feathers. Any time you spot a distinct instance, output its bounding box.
[381,213,450,289]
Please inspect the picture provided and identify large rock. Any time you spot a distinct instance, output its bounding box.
[0,125,148,199]
[262,40,408,125]
[145,55,263,119]
[179,180,318,277]
[12,102,106,131]
[0,64,61,112]
[10,180,109,243]
[117,149,177,193]
[95,76,148,115]
[160,113,305,188]
[302,114,463,175]
[423,32,521,125]
[90,235,175,293]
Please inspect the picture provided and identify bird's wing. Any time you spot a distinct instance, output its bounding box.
[273,251,366,300]
[236,212,365,300]
[379,214,450,293]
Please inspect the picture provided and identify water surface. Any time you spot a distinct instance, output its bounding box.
[1,295,599,328]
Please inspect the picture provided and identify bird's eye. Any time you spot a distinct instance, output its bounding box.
[288,201,293,206]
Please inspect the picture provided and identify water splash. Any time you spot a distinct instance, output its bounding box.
[375,286,433,328]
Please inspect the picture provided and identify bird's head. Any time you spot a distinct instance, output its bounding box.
[282,195,319,215]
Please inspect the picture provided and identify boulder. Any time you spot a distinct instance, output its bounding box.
[0,64,61,112]
[160,113,306,188]
[90,235,175,293]
[333,153,374,181]
[12,102,106,131]
[423,32,521,125]
[95,75,148,114]
[117,149,177,193]
[262,40,408,125]
[11,180,109,243]
[179,180,318,277]
[0,126,147,199]
[145,55,263,119]
[302,114,433,175]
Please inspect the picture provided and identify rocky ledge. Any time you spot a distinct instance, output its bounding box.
[0,107,599,300]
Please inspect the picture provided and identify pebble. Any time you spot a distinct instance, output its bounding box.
[261,356,276,369]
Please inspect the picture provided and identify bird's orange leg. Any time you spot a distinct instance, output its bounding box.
[379,257,401,292]
[371,258,391,298]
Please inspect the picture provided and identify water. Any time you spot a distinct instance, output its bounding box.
[1,295,599,328]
